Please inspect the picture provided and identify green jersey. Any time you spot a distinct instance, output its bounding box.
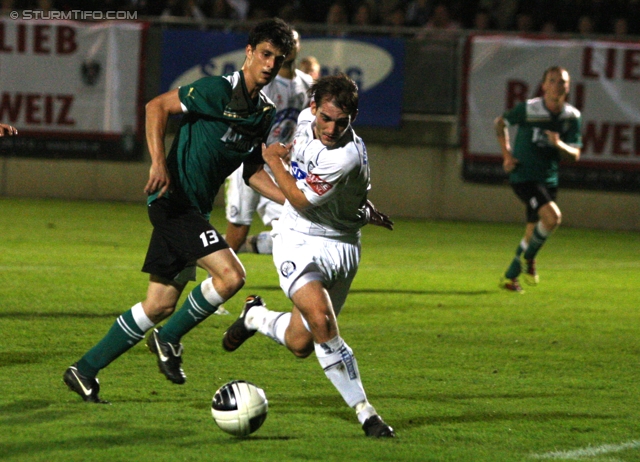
[149,71,276,216]
[504,97,582,187]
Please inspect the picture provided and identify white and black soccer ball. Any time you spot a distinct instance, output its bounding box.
[211,380,268,437]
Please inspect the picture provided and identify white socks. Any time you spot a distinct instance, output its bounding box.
[245,305,290,345]
[131,302,154,332]
[314,336,367,409]
[200,277,226,306]
[247,309,375,423]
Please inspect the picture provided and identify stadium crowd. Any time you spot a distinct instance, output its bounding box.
[3,0,639,36]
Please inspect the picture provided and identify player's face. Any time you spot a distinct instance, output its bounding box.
[245,42,287,88]
[311,98,352,147]
[542,69,570,100]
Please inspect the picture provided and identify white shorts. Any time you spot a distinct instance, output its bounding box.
[225,165,283,226]
[271,224,361,315]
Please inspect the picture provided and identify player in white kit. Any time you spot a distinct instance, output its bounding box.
[224,29,313,254]
[223,74,396,438]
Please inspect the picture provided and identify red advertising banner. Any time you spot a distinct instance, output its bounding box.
[462,34,640,192]
[0,19,146,160]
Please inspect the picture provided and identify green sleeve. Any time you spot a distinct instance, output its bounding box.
[503,102,526,126]
[564,116,582,146]
[178,76,230,117]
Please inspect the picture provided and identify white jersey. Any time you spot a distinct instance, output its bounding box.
[278,108,371,239]
[263,69,313,145]
[225,69,312,226]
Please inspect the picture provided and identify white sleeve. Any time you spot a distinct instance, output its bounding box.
[297,144,355,206]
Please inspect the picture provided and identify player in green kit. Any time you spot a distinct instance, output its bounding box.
[63,18,295,403]
[495,66,582,293]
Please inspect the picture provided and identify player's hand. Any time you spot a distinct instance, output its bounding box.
[144,162,171,197]
[502,154,518,173]
[366,200,394,230]
[262,142,292,163]
[544,130,560,147]
[0,123,18,136]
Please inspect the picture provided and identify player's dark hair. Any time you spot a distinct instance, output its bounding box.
[248,18,295,58]
[309,74,359,118]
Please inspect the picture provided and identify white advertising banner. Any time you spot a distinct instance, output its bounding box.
[462,35,640,191]
[0,19,145,160]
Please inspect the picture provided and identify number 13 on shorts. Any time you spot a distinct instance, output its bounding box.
[200,230,220,247]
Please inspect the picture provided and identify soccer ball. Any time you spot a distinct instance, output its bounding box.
[211,380,268,437]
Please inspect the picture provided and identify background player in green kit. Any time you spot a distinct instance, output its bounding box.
[494,66,582,293]
[63,18,295,403]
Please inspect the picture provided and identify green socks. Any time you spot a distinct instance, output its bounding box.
[524,223,550,261]
[505,239,527,279]
[158,283,219,345]
[77,307,149,378]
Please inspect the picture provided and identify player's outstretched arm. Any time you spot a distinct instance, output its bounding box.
[261,142,312,210]
[365,200,394,230]
[144,89,182,197]
[0,123,18,136]
[494,116,518,173]
[246,165,286,205]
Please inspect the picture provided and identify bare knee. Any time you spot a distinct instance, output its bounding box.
[288,344,314,358]
[306,313,336,344]
[543,210,561,230]
[540,203,562,231]
[143,300,176,324]
[212,267,246,299]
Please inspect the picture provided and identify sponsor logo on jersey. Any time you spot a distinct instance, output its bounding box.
[306,173,333,196]
[280,261,296,277]
[290,161,306,180]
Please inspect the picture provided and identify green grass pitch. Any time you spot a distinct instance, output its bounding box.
[1,197,639,461]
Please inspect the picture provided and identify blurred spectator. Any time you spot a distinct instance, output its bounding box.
[300,55,321,81]
[404,0,431,27]
[472,7,494,30]
[124,0,165,15]
[1,0,14,15]
[628,0,640,35]
[576,14,595,34]
[539,18,558,34]
[424,2,461,30]
[611,16,629,36]
[383,5,407,30]
[326,1,349,36]
[247,4,269,19]
[162,0,206,21]
[204,0,236,19]
[584,0,611,33]
[35,0,56,11]
[225,0,248,20]
[479,0,518,31]
[277,1,304,22]
[514,10,535,32]
[352,1,378,26]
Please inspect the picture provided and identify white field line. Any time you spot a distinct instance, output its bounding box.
[531,440,640,459]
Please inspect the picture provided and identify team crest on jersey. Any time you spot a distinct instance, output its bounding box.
[280,261,296,277]
[306,173,333,196]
